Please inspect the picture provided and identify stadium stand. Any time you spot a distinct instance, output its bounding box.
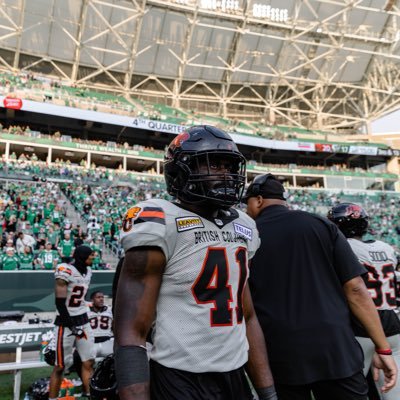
[0,70,396,150]
[1,172,398,263]
[0,180,112,269]
[0,127,396,183]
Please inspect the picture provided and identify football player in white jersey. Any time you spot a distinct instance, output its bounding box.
[49,245,96,400]
[89,291,114,357]
[395,254,400,308]
[329,203,400,400]
[114,126,277,400]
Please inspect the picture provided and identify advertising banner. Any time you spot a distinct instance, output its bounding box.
[3,97,23,110]
[0,324,53,352]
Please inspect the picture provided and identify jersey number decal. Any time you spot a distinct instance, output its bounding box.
[68,286,85,308]
[90,316,111,330]
[364,263,396,308]
[191,247,247,327]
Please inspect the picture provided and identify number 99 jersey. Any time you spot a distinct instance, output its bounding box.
[120,199,260,373]
[54,263,92,317]
[89,305,113,339]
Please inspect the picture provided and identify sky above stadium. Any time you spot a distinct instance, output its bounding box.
[372,110,400,134]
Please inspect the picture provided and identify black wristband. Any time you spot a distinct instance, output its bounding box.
[114,345,149,388]
[55,297,72,326]
[256,385,278,400]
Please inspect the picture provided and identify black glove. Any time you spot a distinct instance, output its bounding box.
[69,326,87,340]
[256,386,278,400]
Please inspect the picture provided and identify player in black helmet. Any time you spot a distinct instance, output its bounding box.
[329,203,400,400]
[114,126,277,400]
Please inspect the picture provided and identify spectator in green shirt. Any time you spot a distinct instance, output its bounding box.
[91,251,101,270]
[46,225,59,248]
[91,237,102,257]
[38,242,59,270]
[18,246,34,270]
[102,217,112,238]
[1,248,19,270]
[51,206,63,224]
[57,232,75,260]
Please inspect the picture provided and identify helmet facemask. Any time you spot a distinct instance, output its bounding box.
[171,150,246,208]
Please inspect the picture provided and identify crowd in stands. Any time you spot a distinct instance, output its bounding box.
[0,181,109,270]
[0,175,399,270]
[0,70,360,142]
[1,125,389,178]
[0,157,165,185]
[0,124,164,156]
[62,177,400,255]
[63,181,169,257]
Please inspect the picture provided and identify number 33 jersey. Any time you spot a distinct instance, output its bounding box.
[348,238,397,310]
[54,263,92,317]
[120,199,260,373]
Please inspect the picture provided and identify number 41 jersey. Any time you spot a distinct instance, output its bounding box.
[120,199,260,373]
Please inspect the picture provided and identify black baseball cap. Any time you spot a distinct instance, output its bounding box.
[243,174,286,202]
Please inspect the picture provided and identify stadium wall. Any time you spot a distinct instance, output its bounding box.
[0,271,114,312]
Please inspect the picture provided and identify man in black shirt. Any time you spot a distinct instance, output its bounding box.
[245,174,397,400]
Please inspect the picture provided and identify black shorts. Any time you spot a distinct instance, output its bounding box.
[275,371,368,400]
[149,360,254,400]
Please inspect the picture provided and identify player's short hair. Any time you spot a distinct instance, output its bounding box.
[90,290,104,300]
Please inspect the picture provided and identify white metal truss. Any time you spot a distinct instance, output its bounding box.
[1,0,400,133]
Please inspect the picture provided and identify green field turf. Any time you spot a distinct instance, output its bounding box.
[0,367,82,400]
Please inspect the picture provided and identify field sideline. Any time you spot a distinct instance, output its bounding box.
[0,367,82,400]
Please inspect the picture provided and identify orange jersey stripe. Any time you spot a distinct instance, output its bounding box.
[140,211,165,219]
[57,326,64,367]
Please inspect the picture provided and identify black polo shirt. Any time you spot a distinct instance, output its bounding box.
[249,205,366,385]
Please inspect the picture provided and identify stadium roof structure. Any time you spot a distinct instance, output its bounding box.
[1,0,400,133]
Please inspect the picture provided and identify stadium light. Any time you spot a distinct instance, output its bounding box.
[200,0,240,12]
[252,4,289,22]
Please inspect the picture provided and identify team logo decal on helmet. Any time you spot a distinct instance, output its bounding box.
[345,204,362,219]
[171,131,190,149]
[164,125,246,208]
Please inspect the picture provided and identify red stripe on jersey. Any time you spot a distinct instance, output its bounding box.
[140,211,165,219]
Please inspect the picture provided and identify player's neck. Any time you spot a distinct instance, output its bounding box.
[177,200,220,218]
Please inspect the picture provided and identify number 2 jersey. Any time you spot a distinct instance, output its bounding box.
[348,238,400,337]
[54,263,92,325]
[120,199,260,373]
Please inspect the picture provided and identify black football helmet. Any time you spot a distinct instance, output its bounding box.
[27,378,50,400]
[327,202,369,238]
[90,354,118,400]
[164,125,246,208]
[42,343,55,366]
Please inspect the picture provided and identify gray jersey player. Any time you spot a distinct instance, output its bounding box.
[89,291,114,357]
[114,126,277,400]
[49,245,96,400]
[329,203,400,400]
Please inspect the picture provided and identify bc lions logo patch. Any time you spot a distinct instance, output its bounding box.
[125,206,142,220]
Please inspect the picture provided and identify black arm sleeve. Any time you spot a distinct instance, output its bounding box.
[55,297,72,327]
[111,257,124,316]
